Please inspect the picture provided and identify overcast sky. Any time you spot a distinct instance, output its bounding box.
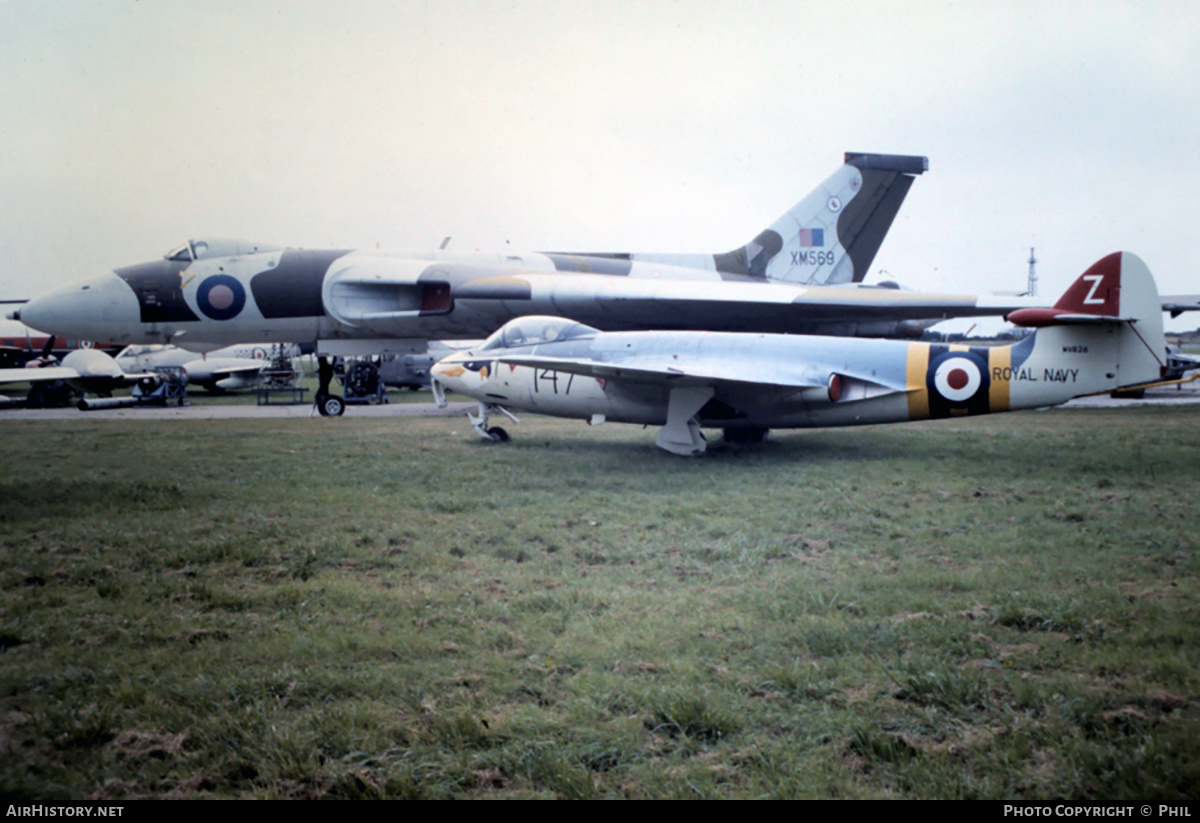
[2,0,1198,331]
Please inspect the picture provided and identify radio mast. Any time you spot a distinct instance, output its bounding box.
[1028,247,1038,297]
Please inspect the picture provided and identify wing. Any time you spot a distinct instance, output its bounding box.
[0,366,79,385]
[1162,294,1200,318]
[496,353,904,397]
[455,272,1046,334]
[498,354,829,389]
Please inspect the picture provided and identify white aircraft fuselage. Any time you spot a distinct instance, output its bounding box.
[11,153,1050,356]
[432,252,1168,454]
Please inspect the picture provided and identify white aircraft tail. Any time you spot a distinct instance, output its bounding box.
[717,152,928,286]
[1008,252,1167,399]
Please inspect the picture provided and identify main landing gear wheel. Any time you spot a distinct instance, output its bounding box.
[486,426,510,443]
[316,393,346,417]
[314,355,345,417]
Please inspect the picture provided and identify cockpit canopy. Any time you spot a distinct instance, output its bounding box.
[480,316,599,351]
[163,239,283,262]
[115,344,168,359]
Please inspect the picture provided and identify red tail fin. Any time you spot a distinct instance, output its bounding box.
[1009,252,1124,327]
[1054,252,1121,315]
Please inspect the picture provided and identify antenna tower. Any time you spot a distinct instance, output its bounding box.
[1028,247,1038,297]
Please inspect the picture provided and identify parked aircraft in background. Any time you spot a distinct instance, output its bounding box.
[432,252,1171,454]
[114,343,301,392]
[0,348,162,408]
[376,340,482,390]
[0,319,120,369]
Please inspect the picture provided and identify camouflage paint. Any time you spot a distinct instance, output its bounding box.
[712,230,784,278]
[114,259,198,323]
[250,249,351,319]
[836,169,915,284]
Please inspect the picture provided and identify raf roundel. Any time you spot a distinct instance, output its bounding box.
[197,275,246,321]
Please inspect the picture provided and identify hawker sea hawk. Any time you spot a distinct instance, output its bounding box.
[431,252,1178,454]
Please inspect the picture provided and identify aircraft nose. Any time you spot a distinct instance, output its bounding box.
[431,360,469,393]
[19,272,142,342]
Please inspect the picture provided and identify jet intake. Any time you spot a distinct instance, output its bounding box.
[327,281,451,321]
[323,257,453,328]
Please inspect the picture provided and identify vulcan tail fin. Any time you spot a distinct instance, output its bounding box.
[618,153,927,285]
[714,152,928,285]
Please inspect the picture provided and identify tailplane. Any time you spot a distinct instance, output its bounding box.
[1009,252,1166,393]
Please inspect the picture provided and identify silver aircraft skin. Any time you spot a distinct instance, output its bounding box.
[15,153,1048,356]
[0,348,162,406]
[431,252,1170,454]
[114,342,300,391]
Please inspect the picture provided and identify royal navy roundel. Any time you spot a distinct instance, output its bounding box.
[933,356,982,402]
[197,275,246,321]
[925,348,990,417]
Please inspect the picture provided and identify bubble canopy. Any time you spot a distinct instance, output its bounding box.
[479,316,599,351]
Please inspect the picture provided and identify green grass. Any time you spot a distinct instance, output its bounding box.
[1,407,1198,798]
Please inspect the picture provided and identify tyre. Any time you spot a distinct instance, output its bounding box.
[317,393,346,416]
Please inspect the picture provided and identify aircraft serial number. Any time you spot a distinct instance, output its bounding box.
[791,250,836,266]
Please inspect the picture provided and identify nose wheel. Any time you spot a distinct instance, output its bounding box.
[468,402,519,443]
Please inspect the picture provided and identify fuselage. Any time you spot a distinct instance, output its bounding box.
[14,240,1041,352]
[11,155,982,350]
[433,325,1117,432]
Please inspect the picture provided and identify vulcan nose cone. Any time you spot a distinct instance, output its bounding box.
[20,273,142,344]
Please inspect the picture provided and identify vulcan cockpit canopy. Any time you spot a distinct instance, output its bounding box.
[163,239,283,262]
[480,316,599,351]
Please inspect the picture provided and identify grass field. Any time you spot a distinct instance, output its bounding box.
[1,406,1197,799]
